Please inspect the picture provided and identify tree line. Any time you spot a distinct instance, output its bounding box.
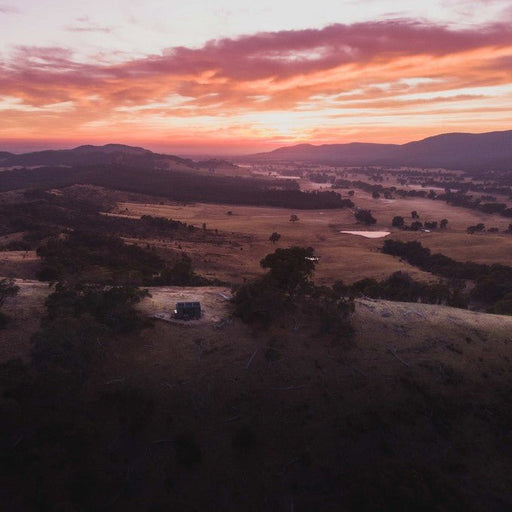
[0,165,354,210]
[382,239,512,313]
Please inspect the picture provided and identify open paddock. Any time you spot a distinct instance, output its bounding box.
[116,200,508,284]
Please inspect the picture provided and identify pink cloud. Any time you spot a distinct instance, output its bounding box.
[120,20,512,82]
[1,18,512,145]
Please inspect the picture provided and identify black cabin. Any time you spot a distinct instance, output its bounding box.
[174,301,202,320]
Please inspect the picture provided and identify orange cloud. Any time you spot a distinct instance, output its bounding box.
[1,19,512,151]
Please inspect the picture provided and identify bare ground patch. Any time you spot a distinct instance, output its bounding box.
[137,285,233,325]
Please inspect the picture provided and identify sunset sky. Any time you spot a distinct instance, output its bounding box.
[1,0,512,154]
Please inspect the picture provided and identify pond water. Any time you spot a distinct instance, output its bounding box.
[340,230,390,239]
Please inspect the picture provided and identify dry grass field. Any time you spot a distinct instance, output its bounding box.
[113,194,512,286]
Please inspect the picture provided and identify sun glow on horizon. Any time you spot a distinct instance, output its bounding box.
[1,1,512,154]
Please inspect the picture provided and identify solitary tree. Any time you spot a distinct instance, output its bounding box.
[440,218,448,229]
[392,216,405,228]
[269,232,281,244]
[289,214,299,223]
[411,210,419,219]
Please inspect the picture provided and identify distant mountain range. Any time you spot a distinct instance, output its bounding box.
[249,130,512,171]
[2,131,511,172]
[0,143,197,169]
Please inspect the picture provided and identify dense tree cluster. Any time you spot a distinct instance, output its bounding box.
[392,215,447,231]
[36,231,165,284]
[333,175,512,220]
[234,247,354,335]
[0,196,193,249]
[36,231,208,287]
[382,239,512,313]
[335,271,466,307]
[0,165,355,210]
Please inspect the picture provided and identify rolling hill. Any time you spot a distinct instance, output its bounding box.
[249,130,512,171]
[0,143,197,170]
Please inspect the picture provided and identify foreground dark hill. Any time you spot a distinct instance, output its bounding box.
[2,278,512,511]
[0,143,196,169]
[250,130,512,171]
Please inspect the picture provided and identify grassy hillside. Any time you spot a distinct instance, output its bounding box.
[1,283,512,510]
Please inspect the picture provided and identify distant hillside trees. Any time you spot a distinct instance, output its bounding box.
[0,165,355,210]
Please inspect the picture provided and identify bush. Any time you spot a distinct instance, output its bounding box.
[355,209,376,225]
[392,216,404,228]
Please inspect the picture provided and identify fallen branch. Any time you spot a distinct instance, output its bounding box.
[223,414,241,423]
[387,347,410,367]
[106,378,125,385]
[327,356,368,378]
[11,434,23,449]
[348,364,368,378]
[245,348,258,369]
[405,309,426,319]
[270,385,307,391]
